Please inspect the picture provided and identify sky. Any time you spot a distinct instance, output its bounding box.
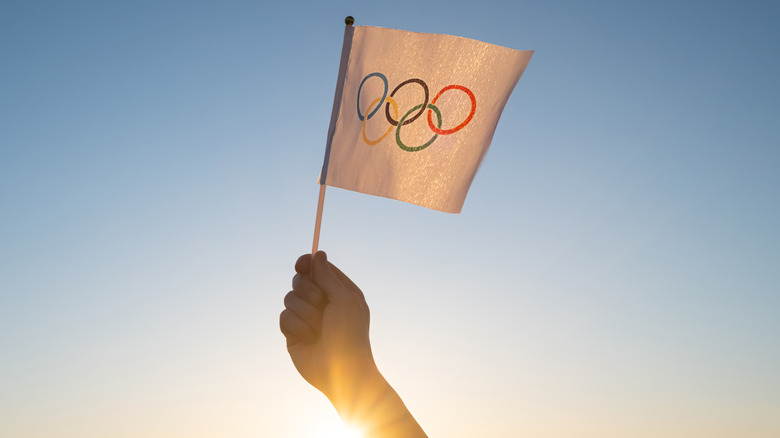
[1,1,779,437]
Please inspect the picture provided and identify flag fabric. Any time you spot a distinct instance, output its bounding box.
[320,24,533,213]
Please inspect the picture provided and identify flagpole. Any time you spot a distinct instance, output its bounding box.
[312,183,326,254]
[311,16,355,254]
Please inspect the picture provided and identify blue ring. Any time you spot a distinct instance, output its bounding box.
[357,72,388,121]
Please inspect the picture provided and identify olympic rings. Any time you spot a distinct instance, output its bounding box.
[356,72,476,152]
[363,97,398,145]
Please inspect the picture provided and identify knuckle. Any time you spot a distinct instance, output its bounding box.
[284,290,297,308]
[292,273,302,289]
[279,309,291,331]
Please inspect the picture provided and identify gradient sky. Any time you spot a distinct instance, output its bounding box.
[1,1,779,437]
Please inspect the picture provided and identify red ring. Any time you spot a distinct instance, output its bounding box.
[426,85,476,135]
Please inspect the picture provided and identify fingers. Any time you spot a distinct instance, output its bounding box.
[295,254,312,275]
[283,251,366,348]
[292,274,327,308]
[279,308,318,346]
[284,290,322,332]
[310,251,364,305]
[281,253,327,347]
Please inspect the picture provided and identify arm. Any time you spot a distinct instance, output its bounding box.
[279,251,427,438]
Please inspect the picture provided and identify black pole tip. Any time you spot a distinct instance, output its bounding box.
[345,16,354,26]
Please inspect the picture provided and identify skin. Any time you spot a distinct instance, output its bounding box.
[280,251,427,438]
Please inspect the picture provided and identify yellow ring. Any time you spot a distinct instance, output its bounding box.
[362,97,398,145]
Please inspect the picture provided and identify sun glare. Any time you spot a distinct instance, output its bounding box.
[312,419,363,438]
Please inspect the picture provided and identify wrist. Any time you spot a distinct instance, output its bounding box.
[329,366,427,438]
[325,357,384,411]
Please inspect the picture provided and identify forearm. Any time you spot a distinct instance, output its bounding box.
[327,363,427,438]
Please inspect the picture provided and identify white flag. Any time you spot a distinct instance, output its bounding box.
[321,24,532,213]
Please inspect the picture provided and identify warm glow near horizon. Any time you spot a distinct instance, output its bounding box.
[308,415,363,438]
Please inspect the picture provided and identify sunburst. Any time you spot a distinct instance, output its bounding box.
[310,417,363,438]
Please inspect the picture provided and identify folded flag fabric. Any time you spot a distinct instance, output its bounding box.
[320,24,533,213]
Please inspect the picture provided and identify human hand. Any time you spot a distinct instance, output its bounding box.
[280,251,427,437]
[279,251,376,400]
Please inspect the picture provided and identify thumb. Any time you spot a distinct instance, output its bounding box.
[310,251,356,304]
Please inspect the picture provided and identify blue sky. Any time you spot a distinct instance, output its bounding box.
[1,1,779,437]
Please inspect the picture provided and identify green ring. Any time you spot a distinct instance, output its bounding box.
[396,103,441,152]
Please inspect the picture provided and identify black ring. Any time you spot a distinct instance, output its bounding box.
[385,78,429,126]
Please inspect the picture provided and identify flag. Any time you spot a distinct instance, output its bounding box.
[320,23,533,213]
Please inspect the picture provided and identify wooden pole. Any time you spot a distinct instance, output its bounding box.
[311,184,327,254]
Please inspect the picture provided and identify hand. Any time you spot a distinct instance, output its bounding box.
[279,251,376,400]
[280,251,427,437]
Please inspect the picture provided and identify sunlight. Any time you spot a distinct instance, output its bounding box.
[311,418,363,438]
